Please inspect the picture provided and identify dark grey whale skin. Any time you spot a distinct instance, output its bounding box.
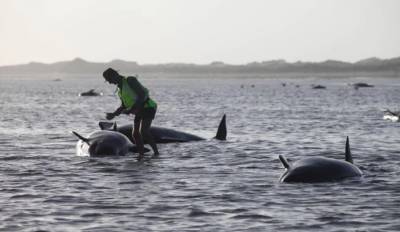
[72,130,148,157]
[79,89,101,96]
[279,137,363,183]
[99,114,227,144]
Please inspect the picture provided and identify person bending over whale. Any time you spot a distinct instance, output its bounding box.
[103,68,159,161]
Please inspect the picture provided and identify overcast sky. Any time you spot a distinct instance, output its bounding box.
[1,0,399,65]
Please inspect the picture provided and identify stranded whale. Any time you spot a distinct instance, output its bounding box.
[383,109,400,122]
[98,114,227,144]
[279,137,362,183]
[72,130,148,157]
[79,89,102,97]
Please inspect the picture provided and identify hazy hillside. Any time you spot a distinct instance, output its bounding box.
[0,57,399,77]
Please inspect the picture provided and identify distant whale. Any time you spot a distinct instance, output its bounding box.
[72,130,148,157]
[383,109,400,122]
[279,137,362,183]
[98,114,227,144]
[311,84,326,89]
[79,89,102,97]
[352,82,374,89]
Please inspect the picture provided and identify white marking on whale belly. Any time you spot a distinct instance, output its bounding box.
[76,140,89,157]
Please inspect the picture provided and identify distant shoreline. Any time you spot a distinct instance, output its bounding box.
[0,57,399,78]
[0,72,398,80]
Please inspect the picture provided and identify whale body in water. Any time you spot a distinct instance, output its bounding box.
[99,114,227,144]
[79,89,102,97]
[279,137,363,183]
[383,109,400,122]
[72,130,148,157]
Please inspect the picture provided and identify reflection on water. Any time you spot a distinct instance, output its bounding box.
[0,75,400,231]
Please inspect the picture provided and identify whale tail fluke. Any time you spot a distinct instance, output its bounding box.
[72,131,90,145]
[279,155,291,169]
[215,114,227,141]
[345,136,353,163]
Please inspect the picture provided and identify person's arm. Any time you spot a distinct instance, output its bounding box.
[106,103,125,120]
[126,76,146,114]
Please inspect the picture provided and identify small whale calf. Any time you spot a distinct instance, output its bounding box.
[72,130,148,157]
[99,114,227,144]
[279,137,362,183]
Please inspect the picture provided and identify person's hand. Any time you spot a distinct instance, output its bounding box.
[105,112,115,120]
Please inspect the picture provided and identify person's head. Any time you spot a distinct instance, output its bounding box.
[103,68,120,84]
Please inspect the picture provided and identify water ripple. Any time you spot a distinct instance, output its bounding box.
[0,77,400,231]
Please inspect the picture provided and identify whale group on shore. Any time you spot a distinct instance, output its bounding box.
[72,112,365,183]
[72,115,226,158]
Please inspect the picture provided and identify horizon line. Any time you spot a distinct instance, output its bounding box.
[1,55,400,67]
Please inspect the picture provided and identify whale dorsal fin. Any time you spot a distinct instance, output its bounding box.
[279,155,291,169]
[345,136,353,164]
[72,131,90,145]
[112,122,117,131]
[215,114,227,141]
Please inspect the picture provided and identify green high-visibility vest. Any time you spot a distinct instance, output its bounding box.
[117,76,157,110]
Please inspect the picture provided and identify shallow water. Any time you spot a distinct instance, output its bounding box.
[1,74,400,231]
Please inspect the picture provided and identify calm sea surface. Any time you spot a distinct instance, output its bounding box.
[0,74,400,231]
